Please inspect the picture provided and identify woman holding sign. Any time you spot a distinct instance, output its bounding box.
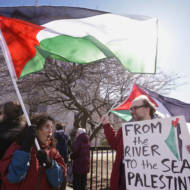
[101,95,157,190]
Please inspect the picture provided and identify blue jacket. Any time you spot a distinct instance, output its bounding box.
[54,130,69,163]
[0,142,65,190]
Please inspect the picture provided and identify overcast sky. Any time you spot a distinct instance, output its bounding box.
[1,0,190,103]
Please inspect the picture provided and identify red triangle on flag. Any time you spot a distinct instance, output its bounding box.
[113,83,158,111]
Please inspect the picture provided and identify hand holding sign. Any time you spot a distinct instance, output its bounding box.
[122,116,190,190]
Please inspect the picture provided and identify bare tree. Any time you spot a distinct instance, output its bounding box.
[14,58,181,141]
[0,49,182,141]
[0,54,15,100]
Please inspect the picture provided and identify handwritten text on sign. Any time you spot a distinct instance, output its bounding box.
[122,116,190,190]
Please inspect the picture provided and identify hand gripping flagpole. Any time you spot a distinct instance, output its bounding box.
[0,29,40,150]
[94,84,134,135]
[103,84,134,118]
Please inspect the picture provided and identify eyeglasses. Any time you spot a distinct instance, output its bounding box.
[129,105,145,112]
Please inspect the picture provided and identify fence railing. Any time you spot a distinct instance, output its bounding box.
[88,147,115,190]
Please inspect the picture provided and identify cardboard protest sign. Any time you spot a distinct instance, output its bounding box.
[122,116,190,190]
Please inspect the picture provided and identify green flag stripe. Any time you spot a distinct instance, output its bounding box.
[20,49,45,78]
[165,125,180,160]
[110,110,132,122]
[20,34,110,78]
[85,35,116,58]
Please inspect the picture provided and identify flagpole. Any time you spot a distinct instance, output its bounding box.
[0,29,40,150]
[11,80,40,150]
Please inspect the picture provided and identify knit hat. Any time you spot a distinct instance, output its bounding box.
[3,101,23,121]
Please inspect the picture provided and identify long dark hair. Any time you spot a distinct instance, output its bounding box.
[3,101,24,123]
[1,101,26,145]
[31,113,54,130]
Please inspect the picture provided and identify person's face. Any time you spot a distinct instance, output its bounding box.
[129,100,149,121]
[36,120,54,145]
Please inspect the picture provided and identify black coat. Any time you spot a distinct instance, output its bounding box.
[0,121,24,159]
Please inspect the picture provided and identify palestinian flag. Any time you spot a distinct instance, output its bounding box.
[0,6,158,79]
[111,83,190,123]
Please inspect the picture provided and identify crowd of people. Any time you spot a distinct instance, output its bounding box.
[0,94,177,190]
[0,101,90,190]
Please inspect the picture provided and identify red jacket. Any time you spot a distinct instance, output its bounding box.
[103,123,124,190]
[0,142,65,190]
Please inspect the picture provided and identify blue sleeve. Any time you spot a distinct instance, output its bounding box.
[46,160,63,188]
[8,150,30,183]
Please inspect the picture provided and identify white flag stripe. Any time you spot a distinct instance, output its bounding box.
[37,14,157,73]
[152,97,172,117]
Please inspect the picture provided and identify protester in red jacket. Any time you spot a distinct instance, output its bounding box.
[0,101,26,189]
[0,113,65,190]
[70,128,90,190]
[101,95,157,190]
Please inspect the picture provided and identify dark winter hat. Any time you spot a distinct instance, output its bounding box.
[3,101,23,120]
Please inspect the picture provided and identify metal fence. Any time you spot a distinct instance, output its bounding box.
[88,147,115,190]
